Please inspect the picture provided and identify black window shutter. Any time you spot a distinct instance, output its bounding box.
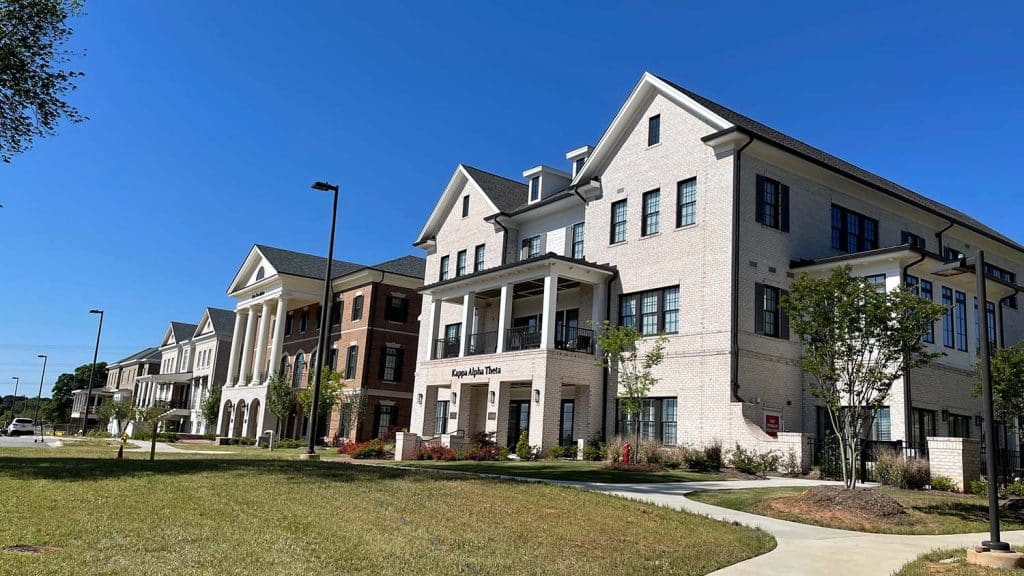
[754,283,765,335]
[755,175,766,225]
[395,349,405,381]
[780,289,790,339]
[399,298,409,322]
[378,350,386,380]
[780,185,790,232]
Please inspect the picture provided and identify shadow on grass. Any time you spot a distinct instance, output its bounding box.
[916,501,1024,527]
[0,456,496,485]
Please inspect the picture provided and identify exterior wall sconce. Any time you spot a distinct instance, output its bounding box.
[533,389,540,404]
[489,390,495,404]
[416,393,423,405]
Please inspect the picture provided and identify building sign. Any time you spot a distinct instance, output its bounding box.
[765,413,780,438]
[451,366,502,379]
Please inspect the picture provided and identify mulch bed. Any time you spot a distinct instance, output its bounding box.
[794,486,907,518]
[3,545,60,554]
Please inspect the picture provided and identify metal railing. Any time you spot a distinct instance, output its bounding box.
[468,332,498,356]
[504,327,541,351]
[981,447,1022,484]
[554,326,594,354]
[433,337,461,360]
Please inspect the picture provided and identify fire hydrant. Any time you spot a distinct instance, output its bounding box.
[623,442,631,464]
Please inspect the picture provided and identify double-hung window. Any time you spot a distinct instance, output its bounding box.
[647,115,660,146]
[955,290,967,351]
[831,204,878,253]
[351,295,364,321]
[345,345,358,379]
[641,190,660,236]
[439,255,450,281]
[676,178,696,227]
[756,175,789,231]
[610,199,627,244]
[379,346,403,382]
[942,287,955,348]
[975,297,997,353]
[434,401,449,435]
[473,244,485,272]
[456,250,467,277]
[385,295,409,323]
[618,286,680,336]
[755,283,789,339]
[529,176,540,203]
[461,195,470,217]
[901,230,927,250]
[330,295,342,326]
[522,236,541,259]
[907,275,935,343]
[571,222,585,259]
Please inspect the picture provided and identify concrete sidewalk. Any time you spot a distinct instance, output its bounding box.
[125,440,236,454]
[568,478,1024,575]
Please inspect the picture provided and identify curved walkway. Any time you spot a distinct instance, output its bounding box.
[566,478,1024,575]
[125,440,236,454]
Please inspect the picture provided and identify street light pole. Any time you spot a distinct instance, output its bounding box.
[977,249,1010,552]
[34,355,47,442]
[302,180,340,460]
[81,309,104,435]
[10,376,19,412]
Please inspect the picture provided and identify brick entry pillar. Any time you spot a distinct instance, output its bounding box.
[927,436,981,492]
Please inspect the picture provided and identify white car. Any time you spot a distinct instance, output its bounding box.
[6,418,34,437]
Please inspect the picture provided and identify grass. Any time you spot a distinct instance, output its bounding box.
[377,459,726,483]
[688,486,1024,535]
[896,549,1024,575]
[0,444,773,575]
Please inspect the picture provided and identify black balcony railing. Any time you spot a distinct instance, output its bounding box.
[468,332,498,356]
[554,326,594,354]
[433,337,461,360]
[505,326,541,351]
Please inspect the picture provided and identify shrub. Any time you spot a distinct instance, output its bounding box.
[873,447,930,490]
[497,447,510,460]
[581,441,604,462]
[970,478,989,496]
[634,439,663,465]
[1005,481,1024,498]
[604,436,626,463]
[729,444,781,476]
[782,447,801,476]
[703,439,723,472]
[543,446,563,460]
[411,444,457,461]
[930,476,958,492]
[132,430,180,443]
[341,439,389,459]
[273,439,305,449]
[515,431,533,460]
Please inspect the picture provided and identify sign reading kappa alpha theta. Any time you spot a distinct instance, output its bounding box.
[451,366,502,379]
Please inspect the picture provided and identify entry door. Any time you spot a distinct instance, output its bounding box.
[555,309,579,347]
[507,400,530,449]
[559,399,575,446]
[443,323,461,358]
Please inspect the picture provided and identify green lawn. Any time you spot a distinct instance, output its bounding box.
[377,459,726,483]
[688,486,1024,535]
[896,549,1024,575]
[0,445,773,575]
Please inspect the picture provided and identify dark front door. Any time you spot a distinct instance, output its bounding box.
[559,399,575,446]
[507,400,530,449]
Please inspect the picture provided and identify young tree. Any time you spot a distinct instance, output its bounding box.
[336,388,368,443]
[95,398,132,435]
[972,342,1024,429]
[781,266,946,489]
[298,367,343,443]
[595,321,668,450]
[135,403,167,462]
[266,374,296,437]
[199,385,221,428]
[0,0,87,163]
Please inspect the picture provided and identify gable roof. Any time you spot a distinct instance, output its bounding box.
[415,164,531,246]
[575,71,1022,254]
[169,322,198,344]
[461,165,528,214]
[110,347,160,367]
[370,255,426,278]
[206,308,236,335]
[239,245,424,285]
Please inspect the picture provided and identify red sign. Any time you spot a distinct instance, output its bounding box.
[765,414,780,438]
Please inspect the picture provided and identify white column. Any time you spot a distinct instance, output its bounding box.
[496,284,513,353]
[459,292,475,357]
[252,301,272,384]
[225,309,246,386]
[268,297,288,377]
[426,296,442,359]
[238,308,258,385]
[541,273,559,350]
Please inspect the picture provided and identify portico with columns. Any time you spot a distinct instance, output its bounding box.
[410,254,613,451]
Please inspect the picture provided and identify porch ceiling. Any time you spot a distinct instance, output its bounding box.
[473,277,582,302]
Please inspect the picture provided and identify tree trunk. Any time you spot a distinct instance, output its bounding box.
[149,420,158,461]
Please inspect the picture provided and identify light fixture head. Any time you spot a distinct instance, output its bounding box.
[311,181,339,193]
[37,354,46,359]
[89,309,103,314]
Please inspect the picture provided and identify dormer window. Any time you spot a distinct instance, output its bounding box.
[529,176,540,203]
[573,157,586,177]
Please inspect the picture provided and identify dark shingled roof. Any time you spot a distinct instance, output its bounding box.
[206,308,236,336]
[462,165,529,214]
[654,75,1024,253]
[254,245,425,281]
[170,322,198,344]
[110,347,160,367]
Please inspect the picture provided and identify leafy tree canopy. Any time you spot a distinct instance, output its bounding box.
[973,342,1024,427]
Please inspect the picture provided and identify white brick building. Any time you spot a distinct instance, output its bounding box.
[404,72,1023,461]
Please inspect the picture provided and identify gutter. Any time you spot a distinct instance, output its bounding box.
[730,134,754,403]
[901,249,928,445]
[935,221,955,255]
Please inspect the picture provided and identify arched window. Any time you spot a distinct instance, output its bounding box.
[293,352,305,385]
[255,266,265,282]
[280,354,290,378]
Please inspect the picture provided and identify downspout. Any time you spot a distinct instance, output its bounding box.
[601,269,619,442]
[729,134,754,403]
[493,215,510,266]
[935,221,955,255]
[901,251,928,445]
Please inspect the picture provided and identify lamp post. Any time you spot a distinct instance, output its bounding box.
[81,309,104,435]
[976,250,1010,552]
[34,355,47,442]
[10,376,19,415]
[302,180,340,460]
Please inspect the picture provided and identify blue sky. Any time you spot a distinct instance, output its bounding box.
[1,1,1021,393]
